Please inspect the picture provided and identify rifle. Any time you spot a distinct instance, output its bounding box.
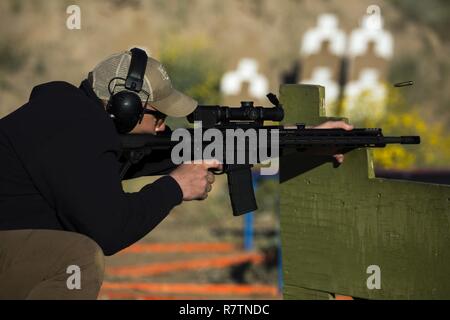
[119,93,420,216]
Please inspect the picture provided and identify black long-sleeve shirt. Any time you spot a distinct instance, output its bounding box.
[0,81,183,255]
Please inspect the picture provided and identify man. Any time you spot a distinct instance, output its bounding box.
[0,47,352,300]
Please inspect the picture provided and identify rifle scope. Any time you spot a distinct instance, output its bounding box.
[187,94,284,126]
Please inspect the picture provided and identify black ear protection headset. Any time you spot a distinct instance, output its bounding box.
[106,48,151,133]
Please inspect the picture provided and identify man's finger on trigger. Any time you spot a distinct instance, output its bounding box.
[207,172,215,184]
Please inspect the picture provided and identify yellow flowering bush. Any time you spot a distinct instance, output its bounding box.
[159,36,224,104]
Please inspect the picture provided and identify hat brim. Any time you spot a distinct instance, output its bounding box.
[151,89,198,118]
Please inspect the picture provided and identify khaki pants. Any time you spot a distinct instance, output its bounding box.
[0,229,104,300]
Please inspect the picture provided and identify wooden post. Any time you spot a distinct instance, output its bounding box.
[279,84,450,300]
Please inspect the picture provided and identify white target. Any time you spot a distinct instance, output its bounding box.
[301,14,347,57]
[220,58,269,99]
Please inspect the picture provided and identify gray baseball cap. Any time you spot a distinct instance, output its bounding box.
[88,49,197,117]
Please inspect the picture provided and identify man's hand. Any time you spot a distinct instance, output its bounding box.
[313,120,354,164]
[169,160,222,201]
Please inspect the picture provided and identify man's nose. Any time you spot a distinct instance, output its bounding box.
[158,122,166,132]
